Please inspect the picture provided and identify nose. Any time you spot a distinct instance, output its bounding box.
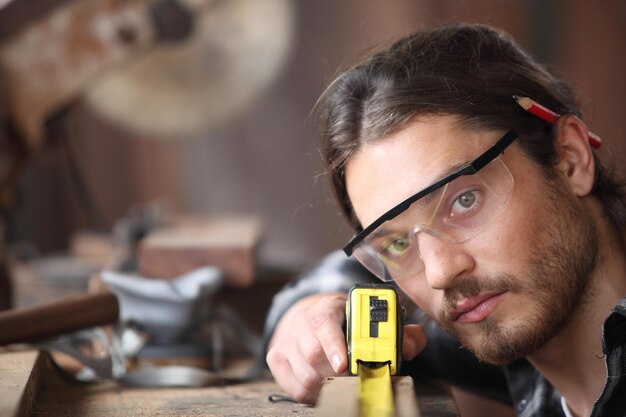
[416,233,475,290]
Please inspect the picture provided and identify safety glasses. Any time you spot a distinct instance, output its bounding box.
[343,131,517,282]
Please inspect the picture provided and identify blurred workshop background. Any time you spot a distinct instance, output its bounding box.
[0,0,624,318]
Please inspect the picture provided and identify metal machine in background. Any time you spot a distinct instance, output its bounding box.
[0,0,295,145]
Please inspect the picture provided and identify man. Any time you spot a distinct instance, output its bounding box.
[264,23,626,417]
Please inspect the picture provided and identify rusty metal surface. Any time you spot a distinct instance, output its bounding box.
[0,0,153,145]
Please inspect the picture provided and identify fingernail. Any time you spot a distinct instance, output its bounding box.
[331,354,342,372]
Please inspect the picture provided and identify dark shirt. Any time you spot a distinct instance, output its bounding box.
[505,298,626,417]
[263,251,626,416]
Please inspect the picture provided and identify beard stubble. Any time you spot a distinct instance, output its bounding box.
[437,180,599,365]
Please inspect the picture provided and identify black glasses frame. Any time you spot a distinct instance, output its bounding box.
[343,130,518,256]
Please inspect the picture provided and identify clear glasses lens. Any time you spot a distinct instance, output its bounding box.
[352,157,513,282]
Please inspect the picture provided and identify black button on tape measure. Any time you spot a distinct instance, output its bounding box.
[369,297,387,338]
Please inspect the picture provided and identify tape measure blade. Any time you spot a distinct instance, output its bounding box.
[358,362,395,417]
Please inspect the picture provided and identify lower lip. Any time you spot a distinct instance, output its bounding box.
[456,292,507,323]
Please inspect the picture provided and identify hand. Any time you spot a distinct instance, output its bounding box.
[266,292,348,404]
[266,292,428,404]
[402,323,428,361]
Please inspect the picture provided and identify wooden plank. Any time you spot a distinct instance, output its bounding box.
[0,350,44,417]
[315,377,359,416]
[316,376,459,417]
[394,376,422,417]
[315,376,420,417]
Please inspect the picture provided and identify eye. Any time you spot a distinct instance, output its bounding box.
[381,236,412,258]
[450,190,480,218]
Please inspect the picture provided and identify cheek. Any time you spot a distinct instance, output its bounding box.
[483,181,547,265]
[463,209,535,277]
[397,276,440,316]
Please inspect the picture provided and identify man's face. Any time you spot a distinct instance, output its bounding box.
[344,115,598,364]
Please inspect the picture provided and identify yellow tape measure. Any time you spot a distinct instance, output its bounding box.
[346,284,403,417]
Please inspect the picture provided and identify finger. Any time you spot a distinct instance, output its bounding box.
[309,297,348,373]
[289,351,326,403]
[402,324,427,360]
[297,331,336,376]
[267,349,320,404]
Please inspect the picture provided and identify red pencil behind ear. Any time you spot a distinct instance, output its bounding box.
[514,96,602,149]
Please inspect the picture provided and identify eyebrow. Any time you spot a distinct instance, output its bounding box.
[425,159,474,189]
[409,139,483,193]
[366,186,443,239]
[367,222,413,244]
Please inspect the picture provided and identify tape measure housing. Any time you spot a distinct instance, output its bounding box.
[346,284,402,375]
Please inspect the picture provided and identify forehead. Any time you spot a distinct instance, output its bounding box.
[344,115,505,226]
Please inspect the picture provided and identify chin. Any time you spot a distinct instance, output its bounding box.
[453,315,555,365]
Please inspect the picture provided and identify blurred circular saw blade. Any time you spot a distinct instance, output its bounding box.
[84,0,294,139]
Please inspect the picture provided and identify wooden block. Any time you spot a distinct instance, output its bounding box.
[0,350,45,417]
[69,232,113,268]
[138,216,262,287]
[315,376,420,417]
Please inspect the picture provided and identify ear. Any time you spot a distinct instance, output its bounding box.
[554,116,596,197]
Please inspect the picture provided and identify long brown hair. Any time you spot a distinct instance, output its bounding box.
[317,23,626,230]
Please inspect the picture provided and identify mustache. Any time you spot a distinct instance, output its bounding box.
[440,274,515,320]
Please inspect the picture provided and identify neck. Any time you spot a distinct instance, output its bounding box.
[527,219,626,417]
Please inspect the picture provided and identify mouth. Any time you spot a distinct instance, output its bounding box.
[448,291,508,323]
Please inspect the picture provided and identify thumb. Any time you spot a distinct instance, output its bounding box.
[402,324,427,361]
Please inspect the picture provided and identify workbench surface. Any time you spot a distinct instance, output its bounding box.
[2,350,459,416]
[34,376,313,416]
